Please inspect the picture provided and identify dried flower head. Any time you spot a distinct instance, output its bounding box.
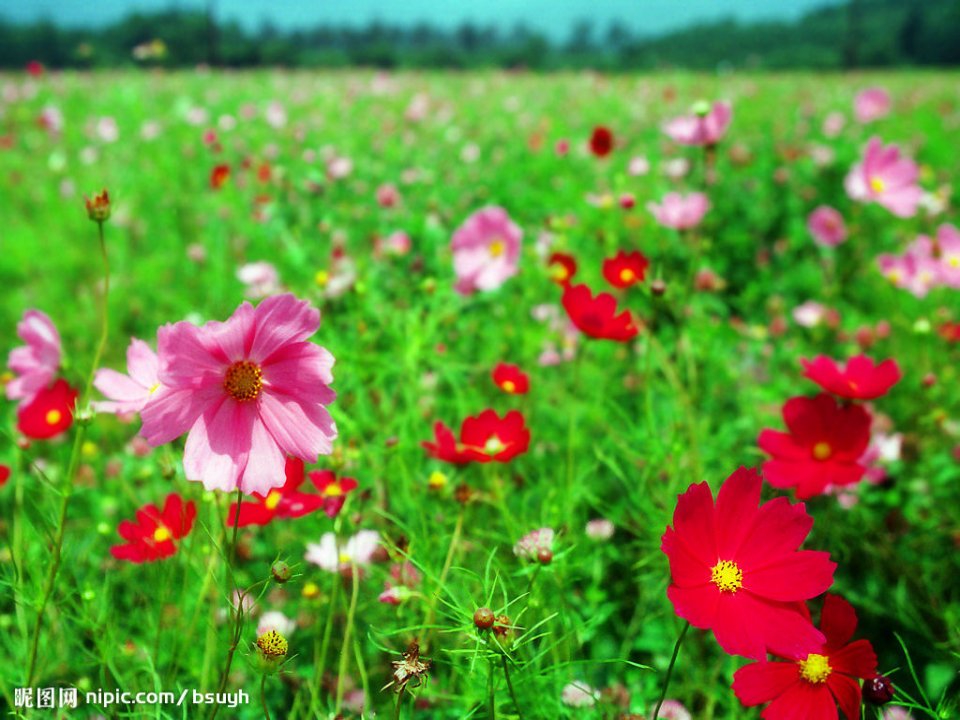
[383,641,431,693]
[85,189,111,223]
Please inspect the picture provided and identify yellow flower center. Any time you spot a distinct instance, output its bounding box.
[338,551,351,565]
[948,256,960,268]
[153,526,172,543]
[488,238,506,257]
[484,436,506,455]
[550,265,570,282]
[323,483,343,497]
[223,360,263,402]
[711,560,743,593]
[886,270,902,284]
[45,409,62,425]
[619,268,635,283]
[149,383,161,394]
[264,491,282,510]
[315,269,329,287]
[799,653,832,684]
[812,441,832,461]
[256,629,288,658]
[501,379,517,393]
[869,176,886,194]
[428,470,448,489]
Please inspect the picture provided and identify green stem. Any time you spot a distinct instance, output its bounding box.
[501,655,523,718]
[334,558,360,714]
[652,622,690,720]
[25,219,110,686]
[421,509,464,652]
[487,657,497,720]
[209,491,245,720]
[393,689,405,720]
[260,674,271,720]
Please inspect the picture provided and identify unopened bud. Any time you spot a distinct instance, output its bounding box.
[863,675,895,705]
[651,279,666,297]
[271,560,292,584]
[85,189,111,223]
[473,607,495,631]
[537,547,553,565]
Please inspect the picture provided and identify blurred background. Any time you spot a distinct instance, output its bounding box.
[1,0,958,71]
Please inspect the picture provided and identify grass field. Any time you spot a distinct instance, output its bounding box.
[1,69,959,719]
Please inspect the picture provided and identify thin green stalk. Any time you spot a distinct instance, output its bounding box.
[209,491,245,720]
[334,558,361,714]
[26,218,110,686]
[421,508,464,652]
[393,689,405,720]
[501,655,523,718]
[652,622,690,720]
[487,657,497,720]
[260,674,271,720]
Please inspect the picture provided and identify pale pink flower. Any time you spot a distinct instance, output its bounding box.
[257,611,296,637]
[663,101,732,146]
[513,527,555,561]
[877,236,941,298]
[648,192,709,230]
[882,708,913,720]
[378,562,422,605]
[792,300,828,328]
[854,87,891,124]
[92,338,160,415]
[451,206,522,295]
[237,261,281,299]
[822,111,845,138]
[845,137,922,218]
[96,116,119,143]
[376,183,400,208]
[375,231,411,258]
[807,206,847,246]
[654,700,692,720]
[561,681,597,708]
[305,530,380,573]
[627,155,650,176]
[936,223,960,287]
[662,157,691,180]
[585,518,615,541]
[6,309,61,409]
[140,294,337,495]
[327,155,352,180]
[264,101,287,129]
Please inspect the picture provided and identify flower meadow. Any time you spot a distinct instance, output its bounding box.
[1,69,959,720]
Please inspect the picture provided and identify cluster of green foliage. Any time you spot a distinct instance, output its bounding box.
[1,0,959,71]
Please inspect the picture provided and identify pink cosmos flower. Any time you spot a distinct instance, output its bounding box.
[854,87,891,124]
[845,137,922,218]
[237,261,281,299]
[305,530,380,573]
[6,309,62,409]
[807,206,847,247]
[936,223,960,287]
[93,338,161,415]
[513,528,555,562]
[648,192,710,230]
[877,236,941,298]
[451,206,522,295]
[140,294,337,496]
[664,101,732,146]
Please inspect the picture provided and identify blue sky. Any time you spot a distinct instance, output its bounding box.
[2,0,840,37]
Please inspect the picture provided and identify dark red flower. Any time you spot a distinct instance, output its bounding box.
[561,283,638,342]
[548,252,577,287]
[492,363,529,395]
[801,355,901,400]
[938,321,960,343]
[602,250,650,289]
[662,467,835,661]
[589,126,614,157]
[227,457,326,527]
[26,61,45,77]
[733,594,877,720]
[111,494,197,563]
[308,469,359,518]
[210,164,231,190]
[17,379,78,440]
[422,409,530,465]
[0,465,9,487]
[758,394,871,499]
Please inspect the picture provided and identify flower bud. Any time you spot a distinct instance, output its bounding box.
[85,189,111,223]
[255,630,288,674]
[863,675,895,705]
[473,607,495,631]
[651,279,666,297]
[271,560,292,584]
[536,547,553,565]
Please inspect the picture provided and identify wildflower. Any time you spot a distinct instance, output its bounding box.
[0,465,10,487]
[376,183,400,208]
[383,641,431,693]
[733,595,877,720]
[661,467,836,660]
[305,530,381,574]
[492,363,529,395]
[654,700,692,720]
[236,262,281,299]
[561,681,597,708]
[561,284,638,342]
[602,250,650,289]
[801,355,901,400]
[758,394,872,499]
[210,163,230,189]
[378,562,421,605]
[548,252,577,286]
[514,528,555,564]
[474,607,495,630]
[589,126,614,157]
[807,206,847,247]
[227,458,325,526]
[6,309,62,411]
[257,611,296,638]
[18,379,78,440]
[877,237,942,298]
[309,469,359,518]
[422,409,530,464]
[84,189,111,223]
[427,470,448,490]
[854,87,891,124]
[110,494,196,563]
[664,101,732,146]
[648,192,710,230]
[845,137,922,218]
[139,294,337,496]
[255,629,288,672]
[92,338,160,415]
[585,518,615,541]
[492,614,516,651]
[863,675,896,705]
[451,206,522,295]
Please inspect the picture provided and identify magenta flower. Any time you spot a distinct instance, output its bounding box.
[93,338,160,415]
[140,294,337,495]
[877,236,941,298]
[6,309,62,410]
[807,206,847,247]
[664,101,732,146]
[845,137,922,218]
[451,206,522,295]
[854,87,891,124]
[648,192,710,230]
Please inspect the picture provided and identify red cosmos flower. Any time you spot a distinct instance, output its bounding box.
[801,355,901,400]
[422,409,530,465]
[492,363,529,395]
[17,379,78,440]
[210,164,231,190]
[733,595,877,720]
[0,465,10,487]
[589,126,614,157]
[227,457,325,527]
[938,322,960,343]
[602,250,650,289]
[548,252,577,286]
[308,469,359,518]
[758,394,871,499]
[111,494,197,563]
[661,467,836,661]
[26,61,45,77]
[561,284,638,342]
